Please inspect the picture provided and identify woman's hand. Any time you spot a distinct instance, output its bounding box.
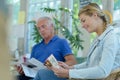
[52,66,69,78]
[58,61,73,69]
[44,60,53,69]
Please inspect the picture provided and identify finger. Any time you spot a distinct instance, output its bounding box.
[58,61,62,63]
[54,73,60,77]
[58,61,64,65]
[16,66,20,71]
[54,72,57,75]
[18,67,23,73]
[18,68,24,74]
[20,70,24,74]
[47,66,52,70]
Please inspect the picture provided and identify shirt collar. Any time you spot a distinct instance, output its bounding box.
[97,25,114,41]
[41,35,58,44]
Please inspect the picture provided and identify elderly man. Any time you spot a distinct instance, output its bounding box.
[16,16,77,80]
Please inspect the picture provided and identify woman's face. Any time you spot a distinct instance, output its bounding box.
[79,13,98,33]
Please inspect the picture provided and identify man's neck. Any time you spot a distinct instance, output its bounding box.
[44,34,54,44]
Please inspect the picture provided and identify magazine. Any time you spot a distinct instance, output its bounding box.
[21,58,46,77]
[44,54,60,68]
[21,54,59,77]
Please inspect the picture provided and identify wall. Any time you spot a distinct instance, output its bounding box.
[0,0,13,80]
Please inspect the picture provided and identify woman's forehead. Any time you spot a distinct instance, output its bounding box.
[79,14,87,19]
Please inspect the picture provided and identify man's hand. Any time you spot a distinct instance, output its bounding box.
[15,65,24,75]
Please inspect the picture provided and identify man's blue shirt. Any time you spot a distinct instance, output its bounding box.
[30,35,72,63]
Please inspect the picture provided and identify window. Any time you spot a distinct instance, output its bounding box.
[7,0,20,25]
[113,0,120,21]
[25,0,61,53]
[6,0,20,52]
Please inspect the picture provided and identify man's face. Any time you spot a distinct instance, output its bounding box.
[36,19,53,39]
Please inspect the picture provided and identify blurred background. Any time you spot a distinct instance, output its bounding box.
[0,0,120,80]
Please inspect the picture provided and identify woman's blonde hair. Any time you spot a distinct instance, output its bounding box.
[78,3,112,27]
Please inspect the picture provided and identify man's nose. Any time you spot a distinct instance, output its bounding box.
[81,23,86,28]
[39,28,44,32]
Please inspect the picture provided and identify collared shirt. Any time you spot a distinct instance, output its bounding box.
[30,35,72,63]
[69,26,120,79]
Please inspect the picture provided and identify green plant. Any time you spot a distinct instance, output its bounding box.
[28,7,84,55]
[28,20,42,43]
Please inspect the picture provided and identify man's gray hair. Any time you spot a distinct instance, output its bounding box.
[37,16,55,27]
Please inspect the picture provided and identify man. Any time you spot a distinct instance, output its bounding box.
[16,16,77,80]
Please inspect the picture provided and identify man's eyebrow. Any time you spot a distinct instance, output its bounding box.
[80,18,83,21]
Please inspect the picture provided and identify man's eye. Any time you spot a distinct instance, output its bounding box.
[41,25,46,28]
[81,19,85,23]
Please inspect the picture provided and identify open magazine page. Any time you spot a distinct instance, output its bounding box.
[21,64,38,78]
[46,54,60,68]
[21,58,46,77]
[27,58,46,70]
[21,54,59,77]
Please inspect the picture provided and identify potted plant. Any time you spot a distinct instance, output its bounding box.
[28,7,84,56]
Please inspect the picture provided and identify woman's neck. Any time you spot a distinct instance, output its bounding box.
[96,22,106,36]
[96,28,104,36]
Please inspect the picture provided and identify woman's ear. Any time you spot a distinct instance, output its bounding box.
[92,12,98,17]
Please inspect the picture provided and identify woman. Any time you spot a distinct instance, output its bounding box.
[34,3,120,80]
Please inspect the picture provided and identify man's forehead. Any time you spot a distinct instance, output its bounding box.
[37,19,48,25]
[38,19,47,22]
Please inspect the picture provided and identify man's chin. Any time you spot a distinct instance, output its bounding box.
[85,29,91,33]
[43,36,48,39]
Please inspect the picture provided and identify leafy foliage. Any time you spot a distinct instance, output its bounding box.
[28,7,84,52]
[41,7,84,50]
[28,21,42,43]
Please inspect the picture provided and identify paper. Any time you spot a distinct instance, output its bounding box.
[46,54,60,68]
[21,58,46,77]
[21,64,37,78]
[19,55,59,77]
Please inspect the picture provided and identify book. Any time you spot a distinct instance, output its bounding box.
[44,54,60,68]
[21,58,46,78]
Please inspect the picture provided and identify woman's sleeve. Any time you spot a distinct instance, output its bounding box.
[73,61,87,69]
[69,31,118,79]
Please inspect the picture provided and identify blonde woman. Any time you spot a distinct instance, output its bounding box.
[34,3,120,80]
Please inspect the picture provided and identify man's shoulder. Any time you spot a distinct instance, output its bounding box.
[32,42,42,48]
[55,35,67,42]
[55,38,68,44]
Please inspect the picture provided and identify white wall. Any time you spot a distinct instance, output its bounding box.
[0,1,13,80]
